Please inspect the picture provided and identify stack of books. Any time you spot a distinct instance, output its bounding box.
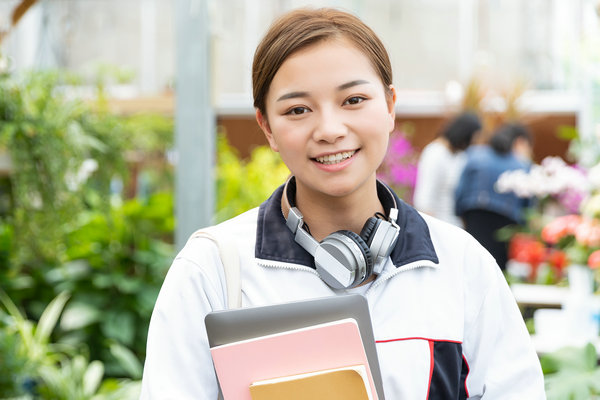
[210,318,377,400]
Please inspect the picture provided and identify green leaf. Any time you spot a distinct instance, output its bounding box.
[83,360,104,396]
[556,125,579,141]
[35,291,70,343]
[114,277,142,294]
[541,343,597,374]
[545,369,600,400]
[44,260,91,284]
[101,311,135,345]
[66,120,108,152]
[94,378,142,400]
[60,301,101,331]
[109,342,142,379]
[0,289,24,320]
[542,343,600,399]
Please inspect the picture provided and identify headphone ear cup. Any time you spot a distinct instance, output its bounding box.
[359,217,381,246]
[336,230,374,280]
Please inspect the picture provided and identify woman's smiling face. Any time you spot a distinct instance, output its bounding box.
[257,38,396,200]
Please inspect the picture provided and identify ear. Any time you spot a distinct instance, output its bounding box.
[387,85,397,132]
[256,109,279,152]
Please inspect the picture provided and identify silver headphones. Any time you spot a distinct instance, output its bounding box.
[284,177,400,289]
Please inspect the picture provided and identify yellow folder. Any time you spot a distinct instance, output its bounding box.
[249,365,372,400]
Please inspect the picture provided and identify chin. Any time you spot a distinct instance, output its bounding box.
[320,178,373,198]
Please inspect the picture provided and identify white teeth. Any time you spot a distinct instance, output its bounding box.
[315,150,356,165]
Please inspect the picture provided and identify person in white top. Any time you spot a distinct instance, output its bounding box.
[140,8,545,399]
[413,113,481,227]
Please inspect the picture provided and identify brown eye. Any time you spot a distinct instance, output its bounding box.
[286,106,310,115]
[344,96,366,105]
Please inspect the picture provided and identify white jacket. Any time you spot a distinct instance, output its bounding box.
[140,183,545,399]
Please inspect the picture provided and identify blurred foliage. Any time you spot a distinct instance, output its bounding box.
[0,70,127,264]
[0,192,174,378]
[215,131,289,222]
[93,63,137,88]
[5,64,599,400]
[0,69,175,379]
[459,76,527,143]
[120,113,173,155]
[541,342,600,400]
[557,124,600,168]
[0,66,288,391]
[0,290,141,399]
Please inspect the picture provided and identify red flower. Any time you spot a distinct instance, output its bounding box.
[547,249,568,271]
[541,214,582,244]
[509,233,546,266]
[575,219,600,247]
[588,250,600,269]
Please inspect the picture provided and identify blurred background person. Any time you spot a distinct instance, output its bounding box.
[454,123,534,271]
[413,112,481,226]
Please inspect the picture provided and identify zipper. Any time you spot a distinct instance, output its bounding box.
[366,261,438,295]
[257,258,438,295]
[257,259,321,277]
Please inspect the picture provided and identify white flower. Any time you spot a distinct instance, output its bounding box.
[496,156,589,198]
[587,162,600,190]
[65,159,99,191]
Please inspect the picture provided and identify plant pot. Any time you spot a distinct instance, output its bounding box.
[567,264,594,296]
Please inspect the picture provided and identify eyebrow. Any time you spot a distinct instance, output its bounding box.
[337,79,370,91]
[276,91,309,102]
[276,79,371,102]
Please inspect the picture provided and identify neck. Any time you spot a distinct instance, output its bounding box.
[282,177,385,242]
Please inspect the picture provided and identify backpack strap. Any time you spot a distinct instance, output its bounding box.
[188,229,242,309]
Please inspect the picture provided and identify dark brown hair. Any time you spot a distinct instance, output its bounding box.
[441,112,482,152]
[252,8,393,115]
[489,123,533,155]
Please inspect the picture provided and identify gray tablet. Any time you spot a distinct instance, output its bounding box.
[205,294,385,399]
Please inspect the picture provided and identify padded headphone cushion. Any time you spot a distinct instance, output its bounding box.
[336,229,374,276]
[359,217,380,246]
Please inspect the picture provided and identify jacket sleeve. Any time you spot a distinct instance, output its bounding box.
[453,159,473,217]
[461,239,546,399]
[139,238,227,399]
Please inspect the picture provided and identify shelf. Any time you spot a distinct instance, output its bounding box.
[510,283,570,308]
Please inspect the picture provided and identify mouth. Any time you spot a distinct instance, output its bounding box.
[313,150,357,165]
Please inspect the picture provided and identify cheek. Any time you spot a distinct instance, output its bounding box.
[361,111,392,163]
[269,128,305,163]
[376,136,390,165]
[360,109,392,141]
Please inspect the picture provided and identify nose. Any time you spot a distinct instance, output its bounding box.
[312,108,348,143]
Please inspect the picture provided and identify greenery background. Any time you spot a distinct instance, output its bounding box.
[0,69,289,398]
[0,69,598,399]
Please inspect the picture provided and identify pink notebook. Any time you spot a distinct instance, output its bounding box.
[209,318,378,400]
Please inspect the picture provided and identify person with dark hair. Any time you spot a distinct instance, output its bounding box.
[140,8,544,399]
[454,123,534,270]
[413,112,481,226]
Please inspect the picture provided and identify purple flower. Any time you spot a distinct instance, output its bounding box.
[390,164,417,186]
[556,190,586,214]
[389,136,412,158]
[378,129,419,203]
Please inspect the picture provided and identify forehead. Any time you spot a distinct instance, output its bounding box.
[268,38,380,91]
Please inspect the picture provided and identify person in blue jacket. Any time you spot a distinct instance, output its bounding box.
[455,123,534,270]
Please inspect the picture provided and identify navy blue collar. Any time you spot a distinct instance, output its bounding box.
[255,181,439,268]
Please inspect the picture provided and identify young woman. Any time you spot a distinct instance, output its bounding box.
[141,8,544,399]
